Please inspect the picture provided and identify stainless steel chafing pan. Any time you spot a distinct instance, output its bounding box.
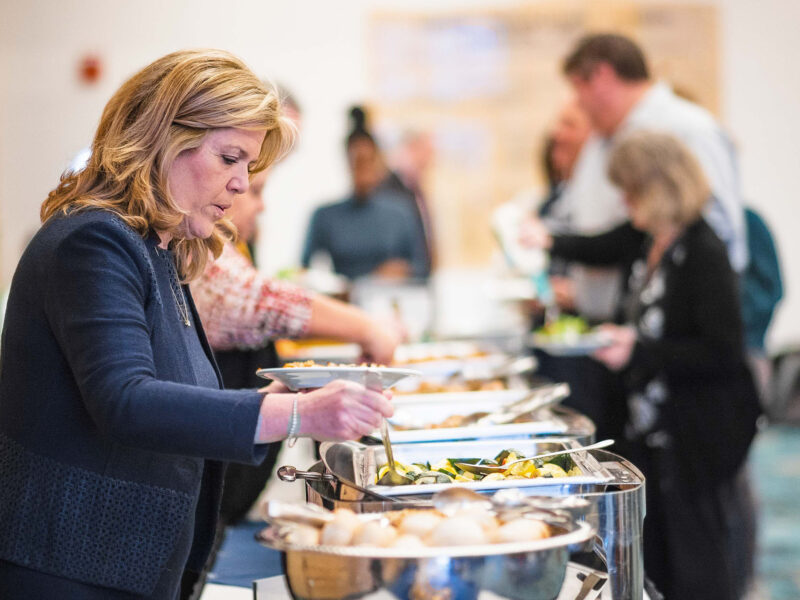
[323,438,614,500]
[257,500,595,600]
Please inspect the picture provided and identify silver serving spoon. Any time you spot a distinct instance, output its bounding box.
[367,369,413,486]
[476,382,570,426]
[454,439,614,475]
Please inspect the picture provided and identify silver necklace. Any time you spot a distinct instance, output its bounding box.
[158,248,191,327]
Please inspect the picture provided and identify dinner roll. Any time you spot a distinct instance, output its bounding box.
[494,518,550,543]
[391,534,426,549]
[427,516,488,546]
[398,511,442,538]
[320,509,361,546]
[285,524,320,546]
[351,521,398,547]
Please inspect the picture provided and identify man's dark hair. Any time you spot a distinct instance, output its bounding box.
[563,33,649,81]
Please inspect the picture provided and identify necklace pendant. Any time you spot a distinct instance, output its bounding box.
[183,318,191,327]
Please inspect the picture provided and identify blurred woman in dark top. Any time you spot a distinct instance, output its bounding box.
[538,99,592,234]
[523,131,761,599]
[519,101,628,442]
[302,107,428,280]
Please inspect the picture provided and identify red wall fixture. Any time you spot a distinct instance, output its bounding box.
[78,53,103,85]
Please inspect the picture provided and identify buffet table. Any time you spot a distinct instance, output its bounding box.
[232,341,652,600]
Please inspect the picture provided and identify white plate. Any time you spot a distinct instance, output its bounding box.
[529,332,613,357]
[256,366,421,391]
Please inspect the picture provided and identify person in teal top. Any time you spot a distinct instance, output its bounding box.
[741,207,783,354]
[302,108,428,280]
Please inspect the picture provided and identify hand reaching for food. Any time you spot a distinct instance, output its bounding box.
[518,217,553,250]
[592,324,636,371]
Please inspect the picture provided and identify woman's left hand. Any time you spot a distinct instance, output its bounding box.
[592,324,636,371]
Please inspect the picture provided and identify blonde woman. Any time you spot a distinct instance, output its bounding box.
[522,130,760,599]
[0,50,393,599]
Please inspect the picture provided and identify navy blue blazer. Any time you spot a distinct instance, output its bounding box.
[0,210,267,597]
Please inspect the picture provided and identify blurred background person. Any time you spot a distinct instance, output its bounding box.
[302,107,428,281]
[191,95,399,526]
[495,99,626,440]
[534,99,627,442]
[495,99,591,291]
[536,32,748,324]
[519,31,751,446]
[524,131,761,599]
[538,99,592,238]
[381,128,436,275]
[536,99,593,307]
[740,205,784,408]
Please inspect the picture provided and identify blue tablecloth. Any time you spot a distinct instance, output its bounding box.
[206,522,283,588]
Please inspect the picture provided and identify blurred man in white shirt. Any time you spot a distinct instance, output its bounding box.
[551,33,747,320]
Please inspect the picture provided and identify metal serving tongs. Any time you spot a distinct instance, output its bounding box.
[470,382,570,426]
[455,382,569,427]
[454,439,614,475]
[368,369,413,486]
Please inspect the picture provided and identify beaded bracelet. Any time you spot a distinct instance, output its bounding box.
[286,395,300,447]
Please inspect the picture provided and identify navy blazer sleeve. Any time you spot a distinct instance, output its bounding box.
[44,219,264,462]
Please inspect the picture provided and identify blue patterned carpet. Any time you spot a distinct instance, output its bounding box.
[750,424,800,599]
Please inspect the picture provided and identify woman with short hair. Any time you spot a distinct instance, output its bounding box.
[522,130,761,599]
[0,49,393,599]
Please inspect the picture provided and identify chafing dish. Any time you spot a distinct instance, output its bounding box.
[278,438,610,504]
[283,450,645,600]
[329,438,612,500]
[384,384,595,445]
[257,498,595,600]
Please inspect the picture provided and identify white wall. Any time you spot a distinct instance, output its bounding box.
[1,0,798,350]
[719,0,800,351]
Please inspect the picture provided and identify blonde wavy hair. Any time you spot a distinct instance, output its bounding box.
[608,131,710,232]
[41,49,295,280]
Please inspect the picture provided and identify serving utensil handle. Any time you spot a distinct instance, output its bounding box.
[379,418,397,471]
[520,439,614,464]
[277,465,336,483]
